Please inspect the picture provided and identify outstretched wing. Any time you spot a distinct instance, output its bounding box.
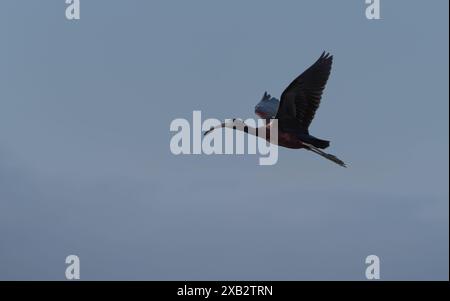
[276,52,333,132]
[255,92,280,119]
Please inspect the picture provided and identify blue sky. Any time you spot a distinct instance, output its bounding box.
[0,0,448,280]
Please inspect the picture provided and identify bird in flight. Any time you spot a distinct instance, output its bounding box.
[204,52,346,167]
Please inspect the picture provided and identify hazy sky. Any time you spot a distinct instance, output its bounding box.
[0,0,448,280]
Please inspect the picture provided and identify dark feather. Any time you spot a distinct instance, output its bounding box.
[276,52,333,133]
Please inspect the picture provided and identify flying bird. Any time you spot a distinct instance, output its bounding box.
[205,52,346,167]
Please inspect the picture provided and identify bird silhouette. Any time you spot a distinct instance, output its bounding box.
[204,52,346,167]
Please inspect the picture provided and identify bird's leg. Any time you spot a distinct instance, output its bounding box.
[303,143,347,168]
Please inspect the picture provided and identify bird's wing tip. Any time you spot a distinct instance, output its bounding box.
[318,51,333,63]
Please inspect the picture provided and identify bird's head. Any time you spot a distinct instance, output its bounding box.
[255,91,279,119]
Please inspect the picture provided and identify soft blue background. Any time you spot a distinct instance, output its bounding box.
[0,0,448,280]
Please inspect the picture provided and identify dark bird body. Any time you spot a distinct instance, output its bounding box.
[206,52,347,167]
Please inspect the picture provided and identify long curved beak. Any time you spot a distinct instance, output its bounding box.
[203,122,226,136]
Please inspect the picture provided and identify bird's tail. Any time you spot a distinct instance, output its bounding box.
[297,134,330,149]
[303,143,347,168]
[310,137,330,149]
